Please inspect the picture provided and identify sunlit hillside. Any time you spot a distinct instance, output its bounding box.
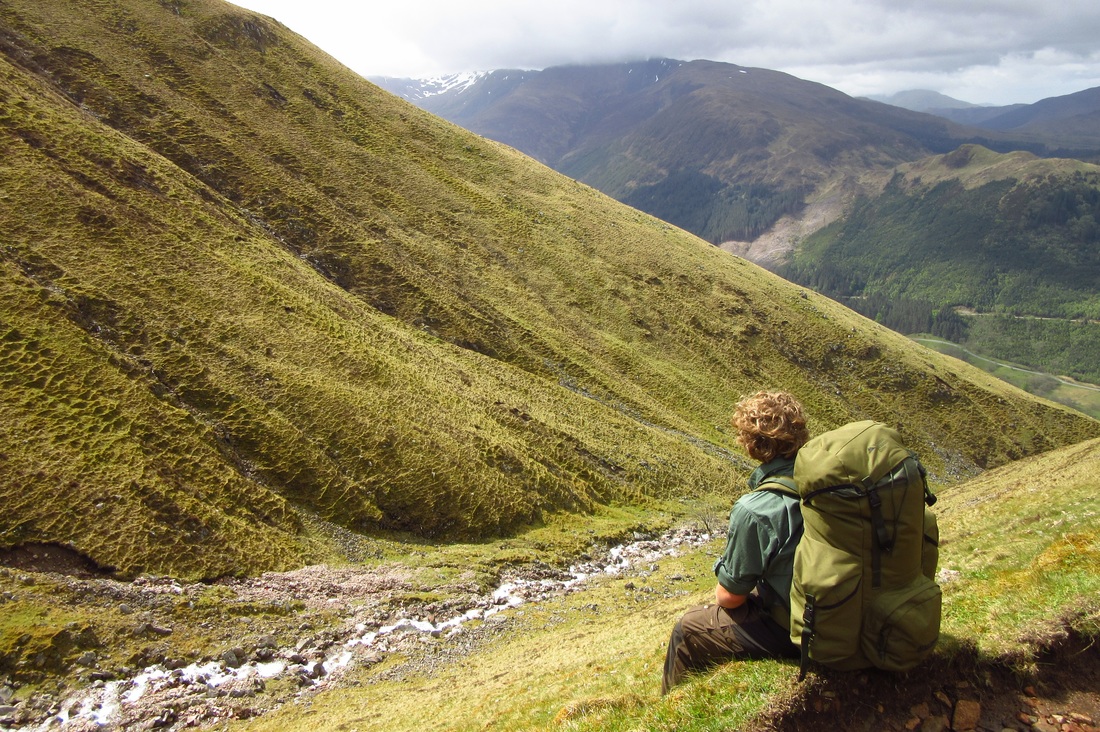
[1,0,1097,584]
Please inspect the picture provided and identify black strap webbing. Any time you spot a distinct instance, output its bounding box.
[799,595,816,681]
[867,487,891,588]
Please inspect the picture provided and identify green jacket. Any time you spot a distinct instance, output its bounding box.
[713,456,803,629]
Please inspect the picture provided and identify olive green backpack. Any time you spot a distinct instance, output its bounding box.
[759,421,941,678]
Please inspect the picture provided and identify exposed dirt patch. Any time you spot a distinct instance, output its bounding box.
[0,544,113,578]
[762,632,1099,732]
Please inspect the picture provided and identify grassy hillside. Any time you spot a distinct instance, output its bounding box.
[2,438,1094,729]
[1,0,1098,586]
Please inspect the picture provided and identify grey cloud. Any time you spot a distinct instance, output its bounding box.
[236,0,1100,104]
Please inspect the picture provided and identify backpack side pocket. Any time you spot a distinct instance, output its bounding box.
[791,533,863,666]
[861,575,941,671]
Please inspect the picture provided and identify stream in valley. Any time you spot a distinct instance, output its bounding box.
[9,524,713,731]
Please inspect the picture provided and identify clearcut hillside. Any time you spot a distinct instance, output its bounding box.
[1,0,1096,580]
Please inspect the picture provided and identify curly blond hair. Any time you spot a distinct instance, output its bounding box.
[731,391,810,463]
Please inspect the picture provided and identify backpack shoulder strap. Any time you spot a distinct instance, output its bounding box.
[754,475,799,499]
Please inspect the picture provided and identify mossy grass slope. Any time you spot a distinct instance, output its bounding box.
[1,0,1098,580]
[235,438,1100,732]
[934,436,1100,660]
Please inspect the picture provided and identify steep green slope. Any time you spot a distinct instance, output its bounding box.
[1,1,1097,580]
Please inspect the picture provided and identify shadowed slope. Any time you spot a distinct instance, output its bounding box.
[0,0,1097,579]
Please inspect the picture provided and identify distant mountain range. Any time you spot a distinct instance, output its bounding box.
[373,62,1100,394]
[864,89,1028,125]
[873,86,1100,143]
[865,89,989,112]
[371,60,1100,251]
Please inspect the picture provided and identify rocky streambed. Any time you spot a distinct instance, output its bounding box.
[1,525,713,731]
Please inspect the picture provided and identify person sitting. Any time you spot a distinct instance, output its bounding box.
[661,390,810,694]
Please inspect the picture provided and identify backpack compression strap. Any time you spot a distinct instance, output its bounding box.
[754,472,810,676]
[866,484,891,588]
[799,594,815,681]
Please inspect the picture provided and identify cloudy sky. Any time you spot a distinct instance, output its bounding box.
[230,0,1100,106]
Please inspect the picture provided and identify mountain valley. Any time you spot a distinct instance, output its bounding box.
[1,1,1098,730]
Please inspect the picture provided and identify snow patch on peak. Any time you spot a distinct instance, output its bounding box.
[417,71,487,98]
[372,72,490,102]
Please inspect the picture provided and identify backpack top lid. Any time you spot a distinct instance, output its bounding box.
[794,420,912,496]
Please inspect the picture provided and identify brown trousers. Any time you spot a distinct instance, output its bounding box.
[661,592,798,694]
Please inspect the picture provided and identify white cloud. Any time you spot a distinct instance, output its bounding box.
[231,0,1100,105]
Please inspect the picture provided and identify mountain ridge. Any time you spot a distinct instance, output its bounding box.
[877,86,1100,151]
[372,61,1100,248]
[864,89,987,112]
